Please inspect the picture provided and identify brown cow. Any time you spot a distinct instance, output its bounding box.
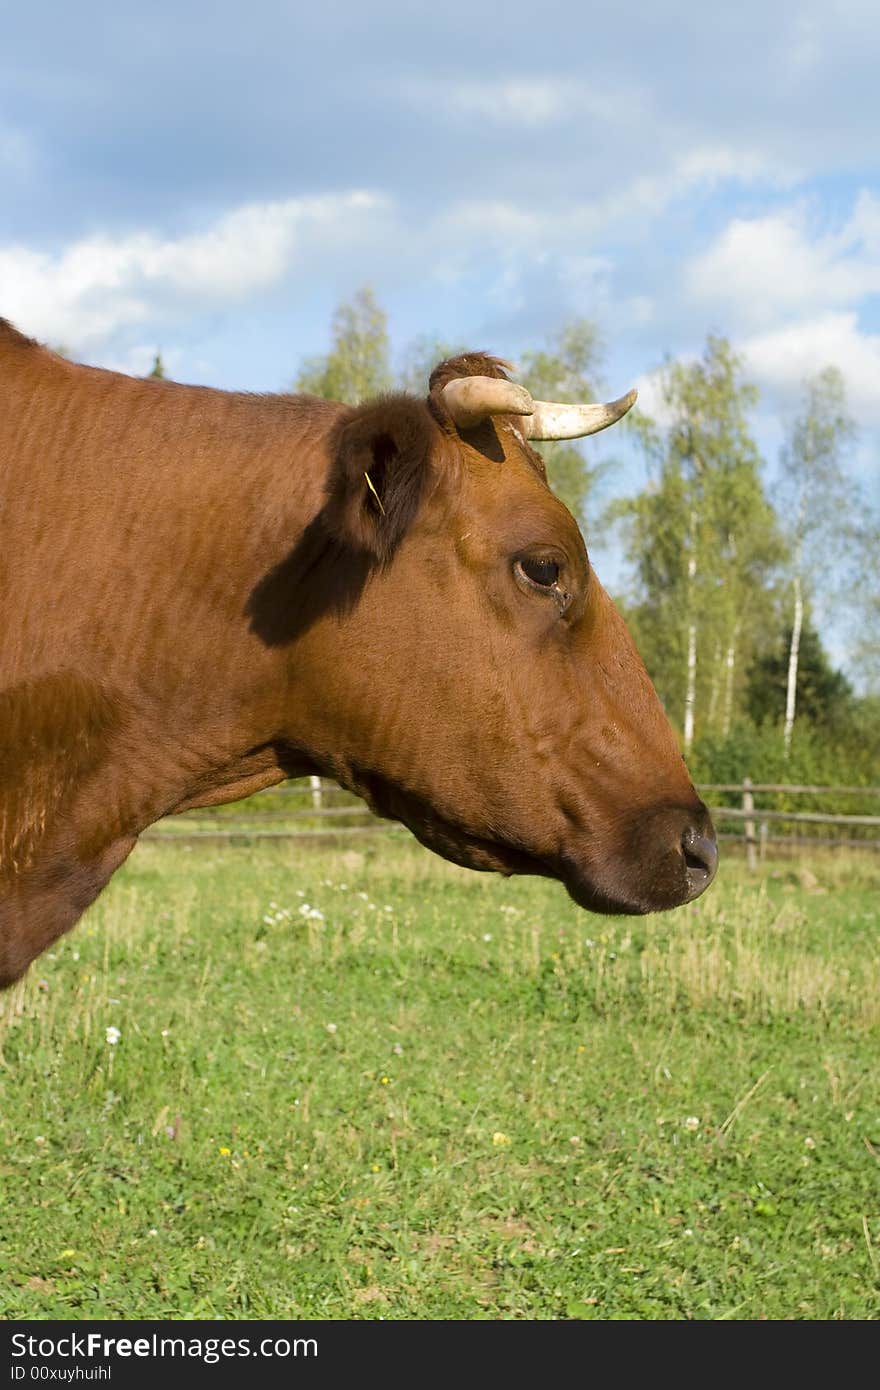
[0,319,716,987]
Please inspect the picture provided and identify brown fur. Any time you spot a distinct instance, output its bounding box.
[0,672,118,872]
[0,318,715,987]
[323,394,437,563]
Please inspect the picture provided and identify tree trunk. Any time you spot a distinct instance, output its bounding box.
[722,640,736,737]
[707,639,722,731]
[683,527,697,755]
[683,622,697,753]
[783,574,803,757]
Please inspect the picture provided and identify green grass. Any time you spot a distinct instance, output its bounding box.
[1,838,878,1320]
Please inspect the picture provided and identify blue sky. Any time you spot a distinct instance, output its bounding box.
[2,1,877,662]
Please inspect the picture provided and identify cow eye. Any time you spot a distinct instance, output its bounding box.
[518,557,560,588]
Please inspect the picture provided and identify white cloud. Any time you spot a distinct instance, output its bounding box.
[686,196,880,331]
[0,191,388,349]
[427,143,793,276]
[631,365,670,426]
[630,311,880,436]
[5,167,878,442]
[740,312,880,426]
[0,139,815,365]
[101,343,186,379]
[398,75,647,130]
[676,192,880,426]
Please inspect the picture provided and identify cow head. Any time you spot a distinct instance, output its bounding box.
[268,354,717,915]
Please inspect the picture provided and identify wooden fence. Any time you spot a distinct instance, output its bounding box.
[700,780,880,866]
[145,777,880,861]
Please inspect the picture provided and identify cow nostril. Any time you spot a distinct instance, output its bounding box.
[681,827,718,900]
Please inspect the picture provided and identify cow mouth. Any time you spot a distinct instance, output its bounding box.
[559,851,689,916]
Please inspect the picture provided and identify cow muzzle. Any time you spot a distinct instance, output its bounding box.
[558,801,719,916]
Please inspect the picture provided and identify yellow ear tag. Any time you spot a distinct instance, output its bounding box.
[364,471,386,516]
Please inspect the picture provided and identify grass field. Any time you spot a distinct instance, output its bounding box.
[1,835,878,1320]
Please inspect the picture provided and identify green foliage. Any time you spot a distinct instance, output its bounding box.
[615,337,784,741]
[690,719,862,789]
[779,367,857,568]
[1,837,878,1320]
[519,321,607,524]
[847,505,880,694]
[148,352,166,380]
[295,287,392,404]
[396,335,469,395]
[776,368,858,745]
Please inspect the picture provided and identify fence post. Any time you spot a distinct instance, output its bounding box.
[743,776,756,870]
[309,775,323,811]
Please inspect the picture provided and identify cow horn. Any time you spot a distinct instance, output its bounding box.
[441,376,534,430]
[523,389,638,441]
[442,375,637,440]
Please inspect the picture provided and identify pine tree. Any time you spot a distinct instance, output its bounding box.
[746,622,853,728]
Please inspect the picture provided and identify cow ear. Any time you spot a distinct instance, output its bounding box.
[323,396,433,564]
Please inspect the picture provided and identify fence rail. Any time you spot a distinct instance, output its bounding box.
[707,807,880,827]
[142,775,880,860]
[698,783,880,796]
[704,776,880,865]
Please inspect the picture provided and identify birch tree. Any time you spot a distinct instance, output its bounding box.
[519,320,608,524]
[850,507,880,694]
[295,287,392,404]
[777,367,856,754]
[614,337,780,751]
